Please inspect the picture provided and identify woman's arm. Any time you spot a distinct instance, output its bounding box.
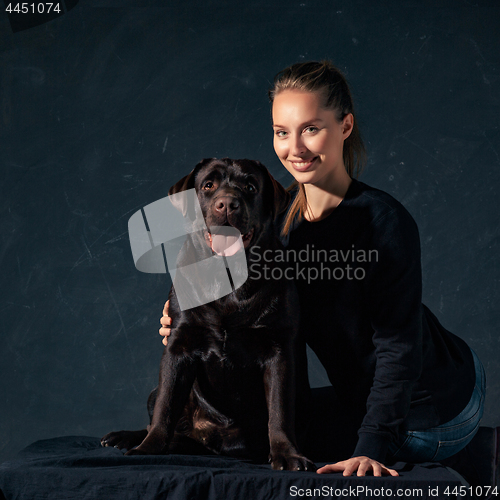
[352,205,423,462]
[317,203,422,476]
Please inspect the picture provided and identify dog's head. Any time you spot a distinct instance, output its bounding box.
[168,158,289,254]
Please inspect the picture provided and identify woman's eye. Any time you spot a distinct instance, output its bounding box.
[275,130,287,138]
[304,126,318,133]
[203,181,214,190]
[246,184,256,193]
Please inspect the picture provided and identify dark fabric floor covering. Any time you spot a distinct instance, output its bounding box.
[0,436,467,500]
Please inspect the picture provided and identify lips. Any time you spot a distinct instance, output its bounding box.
[241,229,254,247]
[289,157,317,172]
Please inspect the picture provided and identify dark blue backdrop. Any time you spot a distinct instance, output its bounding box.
[1,0,499,464]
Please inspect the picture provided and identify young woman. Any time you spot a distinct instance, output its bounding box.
[159,61,486,477]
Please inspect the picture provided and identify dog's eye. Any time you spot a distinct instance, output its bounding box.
[246,184,256,193]
[203,181,214,190]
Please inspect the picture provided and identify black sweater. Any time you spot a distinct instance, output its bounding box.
[280,179,475,463]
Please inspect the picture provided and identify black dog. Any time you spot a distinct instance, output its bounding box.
[102,158,314,471]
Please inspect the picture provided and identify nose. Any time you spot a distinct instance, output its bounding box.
[214,195,240,215]
[290,133,307,156]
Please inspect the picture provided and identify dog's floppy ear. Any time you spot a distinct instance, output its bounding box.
[168,158,215,219]
[168,157,216,196]
[256,162,290,219]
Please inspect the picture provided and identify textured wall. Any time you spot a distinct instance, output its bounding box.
[1,0,499,464]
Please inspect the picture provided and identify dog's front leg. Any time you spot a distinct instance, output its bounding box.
[263,346,316,471]
[126,346,197,456]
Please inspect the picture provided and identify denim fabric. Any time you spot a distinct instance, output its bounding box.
[388,349,486,463]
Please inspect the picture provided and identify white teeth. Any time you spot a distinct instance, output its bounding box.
[291,159,314,167]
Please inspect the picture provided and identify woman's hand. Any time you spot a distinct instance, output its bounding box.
[316,457,399,477]
[159,300,172,346]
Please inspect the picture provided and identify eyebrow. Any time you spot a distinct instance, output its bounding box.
[272,118,325,129]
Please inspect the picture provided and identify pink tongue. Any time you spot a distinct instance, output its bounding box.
[211,233,243,256]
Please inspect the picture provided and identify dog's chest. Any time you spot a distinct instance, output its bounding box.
[203,324,277,369]
[193,327,273,404]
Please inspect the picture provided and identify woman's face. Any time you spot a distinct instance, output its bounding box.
[272,89,352,187]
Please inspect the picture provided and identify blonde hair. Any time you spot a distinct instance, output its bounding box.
[268,61,366,236]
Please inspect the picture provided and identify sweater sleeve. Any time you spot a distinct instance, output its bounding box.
[352,204,423,463]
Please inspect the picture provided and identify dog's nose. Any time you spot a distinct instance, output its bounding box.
[214,196,240,214]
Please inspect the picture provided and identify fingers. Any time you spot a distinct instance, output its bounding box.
[371,462,382,477]
[159,320,171,334]
[356,460,371,477]
[159,300,172,345]
[384,466,400,477]
[344,461,357,477]
[159,324,171,346]
[160,315,172,327]
[316,457,399,477]
[316,463,344,474]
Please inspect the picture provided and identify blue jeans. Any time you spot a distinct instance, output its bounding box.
[388,349,486,463]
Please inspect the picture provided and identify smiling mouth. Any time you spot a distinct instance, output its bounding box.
[289,157,317,171]
[205,227,254,256]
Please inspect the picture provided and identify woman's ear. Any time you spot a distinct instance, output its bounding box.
[342,113,354,140]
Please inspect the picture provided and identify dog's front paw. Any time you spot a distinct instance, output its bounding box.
[270,452,317,472]
[124,430,169,456]
[124,443,166,456]
[101,430,147,451]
